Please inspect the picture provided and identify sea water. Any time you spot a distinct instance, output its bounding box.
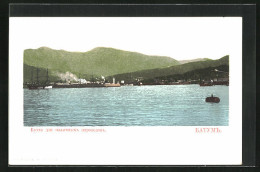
[24,85,229,126]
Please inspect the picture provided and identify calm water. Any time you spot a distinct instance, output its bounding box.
[24,85,229,126]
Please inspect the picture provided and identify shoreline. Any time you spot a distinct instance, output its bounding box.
[23,83,229,89]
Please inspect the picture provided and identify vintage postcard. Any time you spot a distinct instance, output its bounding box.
[9,17,242,165]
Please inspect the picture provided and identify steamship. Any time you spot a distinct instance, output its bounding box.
[53,77,120,88]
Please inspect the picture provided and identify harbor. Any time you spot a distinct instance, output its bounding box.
[24,68,229,89]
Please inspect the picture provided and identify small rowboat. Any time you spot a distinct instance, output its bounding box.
[206,94,220,103]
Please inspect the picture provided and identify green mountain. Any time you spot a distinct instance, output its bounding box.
[23,47,180,81]
[179,58,212,64]
[110,55,229,83]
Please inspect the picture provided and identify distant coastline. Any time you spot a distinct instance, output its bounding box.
[23,47,229,89]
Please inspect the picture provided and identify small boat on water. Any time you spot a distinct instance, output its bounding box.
[104,83,121,87]
[44,85,53,89]
[104,77,121,87]
[206,94,220,103]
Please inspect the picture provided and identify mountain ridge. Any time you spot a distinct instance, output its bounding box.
[24,46,180,79]
[179,58,212,64]
[109,55,229,82]
[23,46,229,83]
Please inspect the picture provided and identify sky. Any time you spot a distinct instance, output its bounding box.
[10,17,242,60]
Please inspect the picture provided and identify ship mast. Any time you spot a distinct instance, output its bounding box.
[79,73,81,84]
[46,68,49,83]
[36,68,39,84]
[91,73,94,83]
[31,68,34,83]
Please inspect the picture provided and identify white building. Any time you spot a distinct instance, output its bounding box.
[78,78,87,84]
